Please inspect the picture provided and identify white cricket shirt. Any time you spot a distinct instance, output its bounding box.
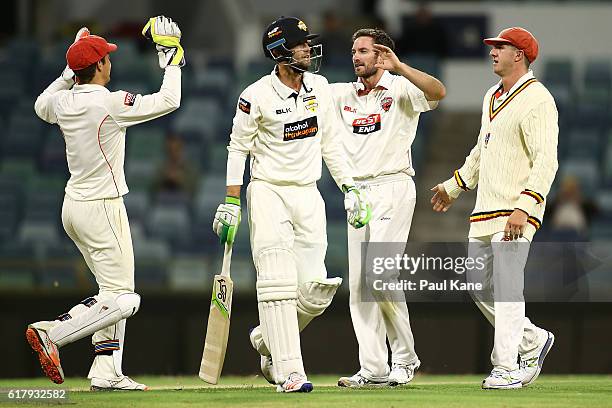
[330,70,437,179]
[35,66,181,200]
[226,68,354,189]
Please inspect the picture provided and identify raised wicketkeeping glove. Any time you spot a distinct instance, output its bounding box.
[142,15,185,68]
[344,186,372,229]
[62,27,90,82]
[212,196,241,245]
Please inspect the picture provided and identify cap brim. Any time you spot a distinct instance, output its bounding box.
[483,37,513,46]
[107,42,118,52]
[306,33,319,41]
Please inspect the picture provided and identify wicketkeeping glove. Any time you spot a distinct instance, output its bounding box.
[344,186,372,229]
[142,15,185,68]
[62,27,90,82]
[212,196,241,245]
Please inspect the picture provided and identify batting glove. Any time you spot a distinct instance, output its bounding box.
[62,27,90,82]
[212,196,241,245]
[142,15,185,68]
[344,186,372,229]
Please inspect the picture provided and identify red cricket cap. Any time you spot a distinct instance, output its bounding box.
[483,27,539,63]
[66,35,117,71]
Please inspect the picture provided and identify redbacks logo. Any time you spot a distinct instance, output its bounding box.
[284,116,318,141]
[381,96,393,112]
[124,92,136,106]
[352,114,381,134]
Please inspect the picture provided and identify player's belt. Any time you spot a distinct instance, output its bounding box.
[354,171,413,186]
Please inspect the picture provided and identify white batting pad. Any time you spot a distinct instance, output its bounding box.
[255,248,303,383]
[296,277,342,330]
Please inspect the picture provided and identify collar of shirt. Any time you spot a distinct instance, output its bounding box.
[354,70,392,96]
[270,67,313,100]
[72,84,109,94]
[494,70,535,101]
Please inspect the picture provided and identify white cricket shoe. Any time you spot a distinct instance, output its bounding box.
[520,331,555,386]
[276,372,313,393]
[482,368,523,389]
[388,359,421,386]
[260,355,275,384]
[90,376,149,391]
[25,321,64,384]
[337,372,388,388]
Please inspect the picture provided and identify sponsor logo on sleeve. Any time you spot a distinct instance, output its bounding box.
[381,96,393,112]
[352,114,381,134]
[283,116,318,141]
[238,97,251,114]
[344,105,357,113]
[124,92,136,106]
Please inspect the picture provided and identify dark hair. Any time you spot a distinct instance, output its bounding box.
[351,28,395,51]
[74,56,106,84]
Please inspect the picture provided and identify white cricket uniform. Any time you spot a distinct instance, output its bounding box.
[34,66,181,379]
[330,70,437,380]
[227,68,354,382]
[443,71,558,371]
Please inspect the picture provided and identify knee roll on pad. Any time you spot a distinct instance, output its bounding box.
[256,279,297,302]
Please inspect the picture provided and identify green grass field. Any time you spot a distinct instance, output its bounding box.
[1,375,611,407]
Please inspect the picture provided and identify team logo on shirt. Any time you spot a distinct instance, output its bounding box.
[284,116,318,141]
[484,132,491,148]
[381,96,393,112]
[344,105,357,113]
[124,92,136,106]
[352,114,381,134]
[303,95,318,112]
[238,97,251,114]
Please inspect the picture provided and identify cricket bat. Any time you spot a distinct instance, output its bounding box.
[199,243,233,384]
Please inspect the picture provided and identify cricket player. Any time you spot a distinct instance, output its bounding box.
[431,27,557,389]
[330,28,446,387]
[27,16,184,390]
[212,16,371,393]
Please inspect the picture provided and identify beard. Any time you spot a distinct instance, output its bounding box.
[354,64,377,79]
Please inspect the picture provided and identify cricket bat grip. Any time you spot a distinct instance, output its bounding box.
[221,243,233,278]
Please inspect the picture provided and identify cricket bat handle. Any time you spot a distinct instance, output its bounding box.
[221,243,232,278]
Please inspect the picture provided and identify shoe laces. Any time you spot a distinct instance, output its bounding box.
[490,368,509,379]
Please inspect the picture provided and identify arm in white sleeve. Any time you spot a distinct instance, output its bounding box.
[515,100,559,216]
[226,90,259,186]
[320,81,354,190]
[34,76,74,124]
[106,66,181,128]
[399,76,439,113]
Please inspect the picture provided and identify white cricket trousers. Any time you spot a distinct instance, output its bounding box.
[62,195,135,293]
[247,181,328,381]
[467,232,547,371]
[348,174,418,381]
[61,195,135,379]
